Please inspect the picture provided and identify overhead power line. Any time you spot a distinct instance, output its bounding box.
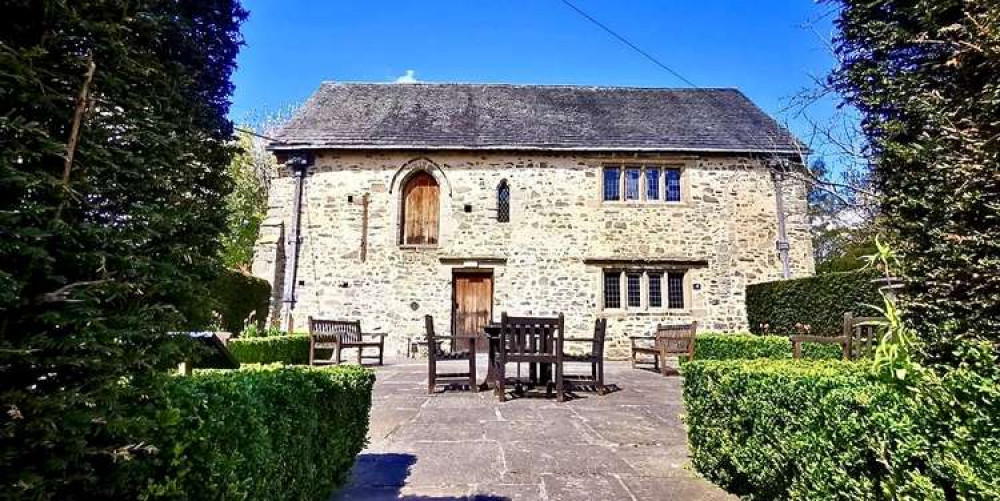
[559,0,698,88]
[235,126,280,142]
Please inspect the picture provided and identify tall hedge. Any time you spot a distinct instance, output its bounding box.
[211,269,271,333]
[683,359,1000,499]
[827,0,1000,365]
[126,365,375,500]
[746,271,880,336]
[0,2,246,498]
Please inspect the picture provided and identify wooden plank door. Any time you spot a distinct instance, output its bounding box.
[453,273,493,352]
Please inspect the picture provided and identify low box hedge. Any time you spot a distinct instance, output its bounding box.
[682,360,999,500]
[228,334,310,364]
[132,365,375,500]
[694,333,844,361]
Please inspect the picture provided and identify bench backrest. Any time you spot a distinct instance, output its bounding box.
[844,312,883,359]
[655,322,698,357]
[309,317,362,343]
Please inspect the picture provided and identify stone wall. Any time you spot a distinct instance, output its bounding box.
[252,151,813,357]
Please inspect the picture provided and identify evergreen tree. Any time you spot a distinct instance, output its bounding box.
[0,1,246,497]
[827,0,1000,365]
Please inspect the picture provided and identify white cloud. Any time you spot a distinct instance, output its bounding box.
[394,69,419,84]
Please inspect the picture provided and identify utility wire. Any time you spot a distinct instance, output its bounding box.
[559,0,698,88]
[235,126,281,142]
[559,0,800,158]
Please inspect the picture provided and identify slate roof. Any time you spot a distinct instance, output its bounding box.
[270,82,803,154]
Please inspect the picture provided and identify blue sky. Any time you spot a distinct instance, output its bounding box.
[232,0,841,154]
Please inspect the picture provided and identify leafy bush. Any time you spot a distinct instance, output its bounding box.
[683,359,1000,499]
[128,365,374,500]
[695,333,844,361]
[211,269,271,334]
[746,271,880,336]
[229,334,310,365]
[0,2,246,497]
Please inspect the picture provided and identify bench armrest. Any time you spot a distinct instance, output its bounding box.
[564,337,595,342]
[628,335,657,340]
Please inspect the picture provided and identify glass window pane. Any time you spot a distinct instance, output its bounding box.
[667,272,685,309]
[666,168,682,202]
[604,271,621,309]
[646,168,660,200]
[624,167,641,200]
[603,167,620,201]
[497,181,510,222]
[627,273,641,307]
[648,273,662,308]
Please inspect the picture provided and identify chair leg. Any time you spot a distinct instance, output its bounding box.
[469,351,478,393]
[596,361,606,395]
[630,350,636,369]
[495,359,506,402]
[335,345,342,365]
[555,361,565,402]
[378,340,384,366]
[309,342,315,366]
[357,346,363,365]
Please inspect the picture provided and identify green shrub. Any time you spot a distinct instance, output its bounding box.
[682,359,1000,500]
[694,333,843,361]
[210,269,271,334]
[132,365,374,500]
[746,271,881,336]
[228,334,310,365]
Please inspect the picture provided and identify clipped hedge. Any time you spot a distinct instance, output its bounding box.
[211,269,271,333]
[695,333,844,361]
[746,271,880,336]
[683,360,1000,500]
[228,334,310,365]
[133,365,374,500]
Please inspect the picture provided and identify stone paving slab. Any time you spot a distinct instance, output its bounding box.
[332,357,732,500]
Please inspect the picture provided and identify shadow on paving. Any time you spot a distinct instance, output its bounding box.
[333,453,510,501]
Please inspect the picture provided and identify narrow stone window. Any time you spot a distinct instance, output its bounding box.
[603,270,621,309]
[667,271,685,309]
[624,167,641,200]
[401,171,440,245]
[646,168,660,200]
[665,168,682,202]
[626,273,642,307]
[497,180,510,223]
[603,167,620,201]
[648,272,663,307]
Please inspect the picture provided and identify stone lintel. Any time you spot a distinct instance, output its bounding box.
[583,257,709,268]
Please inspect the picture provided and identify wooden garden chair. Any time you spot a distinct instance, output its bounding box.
[563,317,608,395]
[308,317,386,366]
[425,315,478,393]
[789,313,882,360]
[494,313,565,402]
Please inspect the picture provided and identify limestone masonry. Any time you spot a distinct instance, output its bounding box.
[253,151,813,357]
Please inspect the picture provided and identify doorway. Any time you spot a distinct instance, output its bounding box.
[452,271,493,352]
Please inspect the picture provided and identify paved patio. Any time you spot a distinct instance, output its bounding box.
[333,357,731,500]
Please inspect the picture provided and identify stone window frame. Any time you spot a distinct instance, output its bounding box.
[600,266,690,314]
[600,162,690,205]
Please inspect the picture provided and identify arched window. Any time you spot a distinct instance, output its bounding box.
[497,180,510,223]
[401,171,440,245]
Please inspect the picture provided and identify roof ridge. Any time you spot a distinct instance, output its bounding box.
[318,81,741,93]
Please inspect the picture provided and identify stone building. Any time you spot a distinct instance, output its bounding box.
[253,83,813,357]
